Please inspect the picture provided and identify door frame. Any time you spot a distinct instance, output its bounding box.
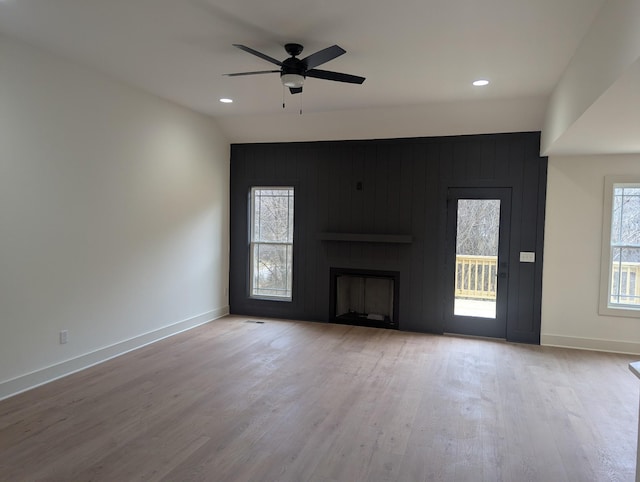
[443,187,512,338]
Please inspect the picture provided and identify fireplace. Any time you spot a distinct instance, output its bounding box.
[329,268,400,329]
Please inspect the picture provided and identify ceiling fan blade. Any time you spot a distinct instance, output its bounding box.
[289,87,303,94]
[306,69,365,84]
[301,45,345,70]
[223,70,280,77]
[232,44,282,66]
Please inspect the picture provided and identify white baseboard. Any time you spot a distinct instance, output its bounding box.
[0,306,229,401]
[541,333,640,355]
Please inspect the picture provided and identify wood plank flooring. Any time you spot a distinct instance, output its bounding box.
[0,316,638,481]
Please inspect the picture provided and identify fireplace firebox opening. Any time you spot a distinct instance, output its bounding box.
[329,268,400,329]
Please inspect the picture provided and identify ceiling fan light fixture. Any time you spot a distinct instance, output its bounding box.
[281,73,305,88]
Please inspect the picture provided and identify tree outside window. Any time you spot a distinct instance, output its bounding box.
[600,177,640,317]
[608,185,640,306]
[250,187,294,300]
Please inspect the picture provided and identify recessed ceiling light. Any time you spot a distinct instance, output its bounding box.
[473,79,489,87]
[219,98,233,103]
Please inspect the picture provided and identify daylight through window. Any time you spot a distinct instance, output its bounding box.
[600,176,640,317]
[250,187,294,300]
[605,183,640,311]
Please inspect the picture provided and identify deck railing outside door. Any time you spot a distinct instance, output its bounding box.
[455,255,497,301]
[456,257,640,305]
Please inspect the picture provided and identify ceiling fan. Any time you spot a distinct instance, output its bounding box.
[224,43,365,94]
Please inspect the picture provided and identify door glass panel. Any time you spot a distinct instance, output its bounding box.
[454,199,500,318]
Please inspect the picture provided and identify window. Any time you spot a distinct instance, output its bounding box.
[600,176,640,317]
[250,187,294,300]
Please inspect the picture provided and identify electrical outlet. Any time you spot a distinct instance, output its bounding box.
[59,330,68,344]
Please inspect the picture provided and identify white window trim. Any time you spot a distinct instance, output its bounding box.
[249,186,294,302]
[599,175,640,318]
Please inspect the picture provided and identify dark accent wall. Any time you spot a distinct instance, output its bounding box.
[230,132,547,343]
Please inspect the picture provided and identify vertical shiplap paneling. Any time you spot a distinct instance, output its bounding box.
[438,140,454,181]
[360,144,378,263]
[501,137,522,337]
[323,145,342,266]
[385,146,402,267]
[511,137,544,341]
[312,147,329,319]
[361,144,377,233]
[374,145,390,233]
[406,144,428,331]
[292,145,307,315]
[507,135,525,181]
[316,144,333,314]
[451,140,467,180]
[494,138,510,181]
[434,139,454,331]
[396,144,415,327]
[480,139,496,180]
[229,146,248,310]
[387,147,402,235]
[349,145,365,262]
[398,144,414,235]
[422,142,443,331]
[229,133,547,342]
[350,145,365,233]
[375,145,393,263]
[533,153,548,344]
[316,145,331,233]
[465,140,483,180]
[253,143,273,179]
[336,147,353,234]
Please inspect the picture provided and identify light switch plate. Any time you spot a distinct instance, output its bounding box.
[520,251,535,263]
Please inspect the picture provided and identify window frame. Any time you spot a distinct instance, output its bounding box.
[249,186,294,302]
[599,175,640,318]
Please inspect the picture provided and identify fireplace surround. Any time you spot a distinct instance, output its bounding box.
[329,267,400,329]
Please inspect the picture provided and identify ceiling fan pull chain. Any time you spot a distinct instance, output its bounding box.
[282,85,285,109]
[300,91,303,115]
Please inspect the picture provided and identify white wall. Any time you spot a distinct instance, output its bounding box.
[0,36,230,398]
[541,0,640,154]
[217,96,547,144]
[542,154,640,354]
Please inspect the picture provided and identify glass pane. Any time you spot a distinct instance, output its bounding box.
[454,199,500,318]
[611,189,622,244]
[252,188,294,243]
[609,246,640,306]
[614,187,640,245]
[250,186,294,301]
[252,243,292,299]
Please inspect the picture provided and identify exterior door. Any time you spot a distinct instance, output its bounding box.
[444,188,511,338]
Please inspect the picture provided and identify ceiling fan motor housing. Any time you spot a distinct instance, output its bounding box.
[282,57,306,76]
[281,52,306,88]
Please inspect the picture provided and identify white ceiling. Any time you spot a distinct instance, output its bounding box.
[0,0,613,145]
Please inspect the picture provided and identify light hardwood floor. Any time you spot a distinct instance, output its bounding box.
[0,316,638,481]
